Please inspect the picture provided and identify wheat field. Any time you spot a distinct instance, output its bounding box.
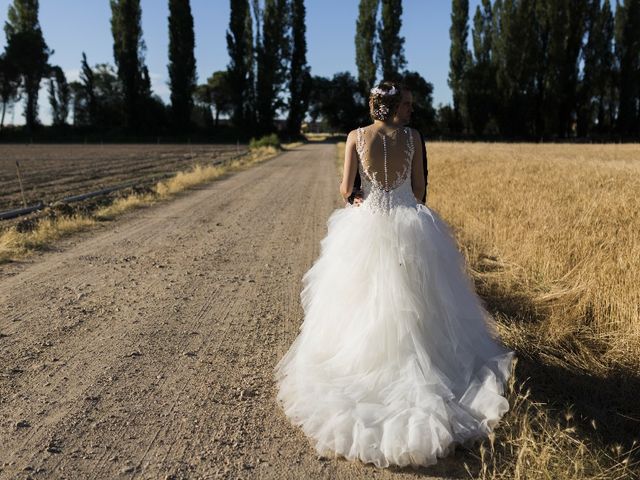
[427,142,640,372]
[336,140,640,479]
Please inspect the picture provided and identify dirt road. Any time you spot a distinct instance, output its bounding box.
[0,143,469,479]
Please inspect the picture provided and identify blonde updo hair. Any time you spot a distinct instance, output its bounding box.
[369,80,403,121]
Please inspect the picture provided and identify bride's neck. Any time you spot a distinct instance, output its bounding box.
[373,119,402,131]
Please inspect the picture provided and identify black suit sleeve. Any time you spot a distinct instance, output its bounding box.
[420,132,428,204]
[353,167,361,191]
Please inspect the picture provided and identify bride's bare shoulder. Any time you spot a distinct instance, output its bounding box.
[347,126,365,142]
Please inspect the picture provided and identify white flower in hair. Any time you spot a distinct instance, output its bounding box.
[374,104,390,119]
[370,86,398,96]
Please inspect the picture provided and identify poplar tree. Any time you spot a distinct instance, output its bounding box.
[255,0,289,134]
[4,0,51,130]
[47,65,69,126]
[465,0,495,135]
[540,0,588,138]
[168,0,197,132]
[110,0,148,131]
[355,0,379,93]
[0,52,20,129]
[578,0,616,136]
[286,0,311,137]
[599,0,617,134]
[377,0,406,81]
[226,0,254,128]
[79,52,97,126]
[492,0,538,137]
[448,0,470,132]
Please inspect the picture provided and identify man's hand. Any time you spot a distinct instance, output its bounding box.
[346,189,363,207]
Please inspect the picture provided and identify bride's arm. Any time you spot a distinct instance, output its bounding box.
[411,129,426,203]
[339,130,358,202]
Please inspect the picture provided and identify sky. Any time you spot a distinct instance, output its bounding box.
[0,0,483,126]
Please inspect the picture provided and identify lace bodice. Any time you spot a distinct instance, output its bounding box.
[355,126,417,214]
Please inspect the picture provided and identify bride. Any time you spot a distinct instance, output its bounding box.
[274,80,515,468]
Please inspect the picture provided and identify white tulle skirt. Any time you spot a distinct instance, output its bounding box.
[274,202,515,468]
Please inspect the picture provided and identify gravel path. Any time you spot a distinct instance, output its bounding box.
[0,143,470,479]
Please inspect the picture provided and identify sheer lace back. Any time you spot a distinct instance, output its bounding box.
[355,125,416,214]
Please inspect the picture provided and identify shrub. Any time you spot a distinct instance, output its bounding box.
[249,133,281,150]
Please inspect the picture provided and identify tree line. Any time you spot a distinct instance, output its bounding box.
[0,0,436,140]
[0,0,637,140]
[449,0,640,140]
[225,0,440,136]
[306,0,438,135]
[0,0,199,137]
[222,0,311,138]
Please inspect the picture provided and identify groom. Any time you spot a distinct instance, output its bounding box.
[349,89,429,205]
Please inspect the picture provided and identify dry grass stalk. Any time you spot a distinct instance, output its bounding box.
[472,364,638,479]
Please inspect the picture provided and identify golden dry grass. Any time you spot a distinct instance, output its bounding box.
[0,145,283,264]
[426,142,640,372]
[473,363,637,479]
[0,215,96,263]
[155,163,226,198]
[305,133,335,142]
[336,140,640,479]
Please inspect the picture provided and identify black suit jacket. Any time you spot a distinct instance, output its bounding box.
[350,130,428,204]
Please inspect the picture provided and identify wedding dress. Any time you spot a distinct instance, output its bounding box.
[274,125,515,468]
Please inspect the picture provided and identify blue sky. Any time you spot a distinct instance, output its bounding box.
[0,0,482,125]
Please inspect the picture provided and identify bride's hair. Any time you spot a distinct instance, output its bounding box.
[369,80,404,121]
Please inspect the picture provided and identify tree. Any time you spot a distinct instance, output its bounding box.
[93,63,125,128]
[435,103,457,135]
[308,72,362,132]
[538,0,589,138]
[79,52,98,126]
[286,0,311,137]
[308,75,330,125]
[4,0,52,131]
[472,0,492,65]
[598,0,617,135]
[195,70,233,127]
[110,0,148,131]
[255,0,289,134]
[578,0,616,136]
[226,0,254,128]
[47,65,69,126]
[491,0,539,137]
[377,0,406,81]
[0,52,21,129]
[465,0,496,135]
[192,87,214,129]
[68,81,86,126]
[615,0,640,136]
[448,0,470,133]
[71,62,124,129]
[168,0,197,132]
[401,71,436,134]
[355,0,379,93]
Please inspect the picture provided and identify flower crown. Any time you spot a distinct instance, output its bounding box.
[370,86,399,96]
